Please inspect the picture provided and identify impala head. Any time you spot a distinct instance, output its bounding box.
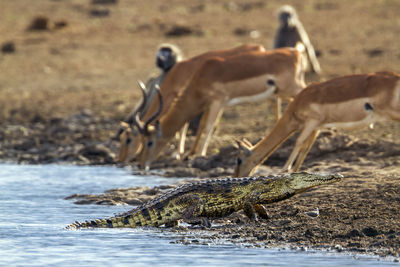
[117,121,144,163]
[139,121,166,171]
[234,139,256,177]
[117,80,153,163]
[132,81,164,171]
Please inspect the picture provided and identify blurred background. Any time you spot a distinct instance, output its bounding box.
[1,0,399,123]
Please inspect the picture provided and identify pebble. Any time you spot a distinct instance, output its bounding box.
[334,244,343,252]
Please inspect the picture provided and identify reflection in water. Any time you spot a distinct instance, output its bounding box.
[0,164,396,266]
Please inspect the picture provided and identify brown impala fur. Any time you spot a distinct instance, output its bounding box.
[139,47,306,170]
[235,71,400,177]
[118,44,266,163]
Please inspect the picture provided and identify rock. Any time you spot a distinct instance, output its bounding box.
[91,0,118,4]
[89,8,110,17]
[233,27,250,36]
[125,198,144,206]
[164,167,198,178]
[334,244,344,252]
[365,48,384,57]
[165,25,203,37]
[78,144,116,164]
[362,227,379,237]
[1,41,16,53]
[346,229,364,238]
[27,16,50,31]
[53,20,68,30]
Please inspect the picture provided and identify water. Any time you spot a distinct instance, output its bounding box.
[0,163,396,266]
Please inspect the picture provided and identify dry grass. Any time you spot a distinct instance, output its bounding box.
[1,0,400,126]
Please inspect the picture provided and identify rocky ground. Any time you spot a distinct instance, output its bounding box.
[1,0,400,261]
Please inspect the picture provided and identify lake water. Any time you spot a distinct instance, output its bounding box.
[0,163,397,266]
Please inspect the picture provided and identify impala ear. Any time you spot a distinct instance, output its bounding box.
[120,121,130,129]
[234,138,253,156]
[111,122,128,141]
[232,138,240,149]
[241,138,253,148]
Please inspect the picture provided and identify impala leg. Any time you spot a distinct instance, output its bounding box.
[199,107,224,156]
[187,110,210,157]
[190,101,224,157]
[177,123,189,160]
[274,96,282,121]
[283,120,319,172]
[292,129,320,172]
[268,97,282,122]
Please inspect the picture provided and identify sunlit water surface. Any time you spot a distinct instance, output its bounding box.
[0,164,397,266]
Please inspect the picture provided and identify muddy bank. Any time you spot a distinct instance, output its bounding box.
[0,109,118,165]
[65,162,400,259]
[1,0,400,261]
[63,124,400,259]
[3,108,399,178]
[2,108,400,260]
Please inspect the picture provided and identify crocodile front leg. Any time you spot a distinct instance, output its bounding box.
[243,201,256,221]
[253,204,269,220]
[243,202,269,221]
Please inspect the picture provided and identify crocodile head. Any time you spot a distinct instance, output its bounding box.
[286,172,343,193]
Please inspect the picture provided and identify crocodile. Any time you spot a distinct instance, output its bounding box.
[67,172,342,229]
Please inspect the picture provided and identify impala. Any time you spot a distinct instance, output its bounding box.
[135,47,306,170]
[118,44,266,163]
[234,71,400,177]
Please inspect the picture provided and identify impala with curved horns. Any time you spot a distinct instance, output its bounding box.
[118,44,267,163]
[235,71,400,177]
[136,47,306,170]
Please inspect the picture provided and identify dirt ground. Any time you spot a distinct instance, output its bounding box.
[1,0,400,261]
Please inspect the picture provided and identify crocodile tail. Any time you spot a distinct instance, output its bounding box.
[66,218,113,229]
[66,211,152,229]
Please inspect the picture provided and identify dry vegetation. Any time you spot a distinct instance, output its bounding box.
[1,0,399,124]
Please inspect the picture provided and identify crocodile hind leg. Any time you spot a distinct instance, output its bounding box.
[175,194,211,228]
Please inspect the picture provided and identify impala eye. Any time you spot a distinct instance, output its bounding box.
[237,157,242,165]
[126,138,132,145]
[267,79,275,86]
[147,141,154,147]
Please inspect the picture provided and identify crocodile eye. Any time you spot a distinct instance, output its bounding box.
[126,138,132,145]
[147,141,154,147]
[266,79,275,86]
[237,157,242,165]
